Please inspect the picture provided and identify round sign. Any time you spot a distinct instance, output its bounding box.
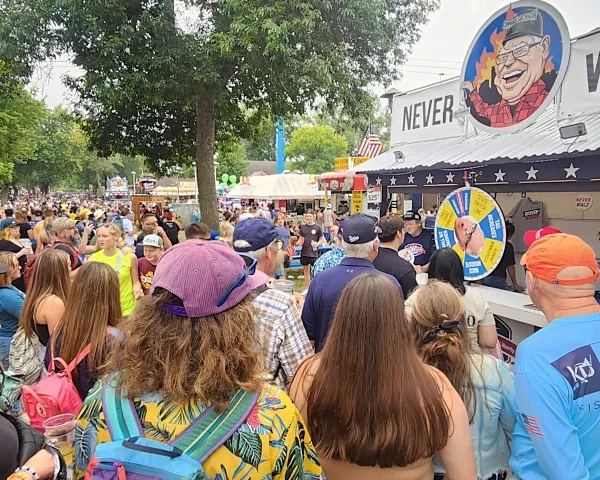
[398,248,415,265]
[575,195,593,211]
[435,187,506,281]
[459,1,570,135]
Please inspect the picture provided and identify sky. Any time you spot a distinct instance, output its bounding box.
[31,0,600,109]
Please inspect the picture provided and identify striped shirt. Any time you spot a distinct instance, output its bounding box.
[252,289,313,391]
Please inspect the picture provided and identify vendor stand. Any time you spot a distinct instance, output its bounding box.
[352,3,600,358]
[226,174,325,215]
[316,169,370,218]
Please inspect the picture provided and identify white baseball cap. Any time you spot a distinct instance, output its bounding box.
[142,234,164,248]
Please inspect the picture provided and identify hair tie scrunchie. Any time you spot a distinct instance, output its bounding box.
[421,320,460,345]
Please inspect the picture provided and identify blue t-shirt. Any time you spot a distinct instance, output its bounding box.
[400,229,436,266]
[510,312,600,480]
[0,286,25,338]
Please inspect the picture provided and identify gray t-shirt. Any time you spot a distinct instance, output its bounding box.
[507,197,548,253]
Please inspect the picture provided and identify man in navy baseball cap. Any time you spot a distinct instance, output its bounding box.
[303,213,402,352]
[340,213,382,245]
[233,218,282,277]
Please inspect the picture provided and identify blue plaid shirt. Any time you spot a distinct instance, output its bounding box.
[311,247,346,278]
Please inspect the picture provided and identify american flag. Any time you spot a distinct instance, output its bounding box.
[522,414,544,438]
[357,126,383,158]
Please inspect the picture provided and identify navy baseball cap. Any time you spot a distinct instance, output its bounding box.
[402,210,422,221]
[233,218,279,252]
[340,214,381,245]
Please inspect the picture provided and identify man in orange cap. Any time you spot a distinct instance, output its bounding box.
[510,234,600,480]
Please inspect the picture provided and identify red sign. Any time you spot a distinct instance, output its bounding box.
[317,172,368,192]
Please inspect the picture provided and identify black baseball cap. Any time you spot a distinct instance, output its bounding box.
[340,214,381,245]
[402,211,421,221]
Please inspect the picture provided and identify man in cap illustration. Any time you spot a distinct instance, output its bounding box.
[461,8,552,128]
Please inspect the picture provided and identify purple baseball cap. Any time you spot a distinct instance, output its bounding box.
[151,240,268,317]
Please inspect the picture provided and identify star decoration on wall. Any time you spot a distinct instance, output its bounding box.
[407,174,415,184]
[525,166,539,180]
[446,173,455,183]
[494,169,506,182]
[389,176,397,185]
[564,163,580,179]
[426,173,434,184]
[375,177,382,185]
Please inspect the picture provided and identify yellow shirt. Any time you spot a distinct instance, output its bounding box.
[75,382,322,479]
[90,250,135,316]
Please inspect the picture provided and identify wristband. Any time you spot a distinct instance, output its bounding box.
[15,466,39,480]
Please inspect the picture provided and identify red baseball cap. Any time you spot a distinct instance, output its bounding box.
[521,234,600,286]
[523,226,562,247]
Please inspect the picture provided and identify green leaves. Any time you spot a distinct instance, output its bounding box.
[285,125,348,174]
[225,430,262,469]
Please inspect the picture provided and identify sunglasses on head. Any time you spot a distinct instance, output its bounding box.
[217,254,258,307]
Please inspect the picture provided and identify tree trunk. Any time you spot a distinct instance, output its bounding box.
[195,92,219,230]
[0,184,10,205]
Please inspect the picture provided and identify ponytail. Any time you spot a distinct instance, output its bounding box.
[409,281,477,423]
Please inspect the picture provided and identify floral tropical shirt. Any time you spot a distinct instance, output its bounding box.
[74,380,322,480]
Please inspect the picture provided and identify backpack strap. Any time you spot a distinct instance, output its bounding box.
[102,374,144,441]
[63,343,92,374]
[114,252,124,276]
[172,389,259,463]
[52,242,79,270]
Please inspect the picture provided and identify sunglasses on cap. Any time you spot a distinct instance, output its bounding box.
[217,254,257,307]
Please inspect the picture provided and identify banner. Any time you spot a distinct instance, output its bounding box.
[390,79,463,145]
[107,176,128,194]
[561,32,600,115]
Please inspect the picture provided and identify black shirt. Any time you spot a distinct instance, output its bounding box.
[373,247,419,299]
[55,244,82,270]
[299,224,323,258]
[489,240,516,278]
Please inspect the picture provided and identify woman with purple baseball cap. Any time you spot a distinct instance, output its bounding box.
[73,240,322,479]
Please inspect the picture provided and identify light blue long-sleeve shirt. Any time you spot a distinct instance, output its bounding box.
[434,354,516,479]
[510,313,600,480]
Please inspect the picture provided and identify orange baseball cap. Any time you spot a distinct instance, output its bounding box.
[521,233,600,286]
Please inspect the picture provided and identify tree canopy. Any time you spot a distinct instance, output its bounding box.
[3,0,438,226]
[286,125,348,174]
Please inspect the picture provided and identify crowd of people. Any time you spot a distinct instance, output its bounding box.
[0,193,599,480]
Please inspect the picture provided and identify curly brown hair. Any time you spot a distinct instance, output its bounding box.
[105,288,264,411]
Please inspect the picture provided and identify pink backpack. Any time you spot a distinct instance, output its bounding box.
[21,344,91,432]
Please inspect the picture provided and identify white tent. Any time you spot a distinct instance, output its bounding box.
[227,174,325,200]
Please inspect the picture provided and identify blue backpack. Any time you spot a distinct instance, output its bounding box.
[85,378,259,480]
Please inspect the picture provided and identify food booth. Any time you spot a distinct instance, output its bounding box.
[352,2,600,361]
[226,174,326,216]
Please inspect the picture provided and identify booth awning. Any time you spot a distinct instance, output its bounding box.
[316,171,368,192]
[353,106,600,174]
[226,174,325,200]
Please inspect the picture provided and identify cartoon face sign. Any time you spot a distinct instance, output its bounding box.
[460,1,570,133]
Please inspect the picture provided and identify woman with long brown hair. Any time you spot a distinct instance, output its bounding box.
[45,262,122,400]
[19,249,70,348]
[290,273,476,480]
[409,280,516,480]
